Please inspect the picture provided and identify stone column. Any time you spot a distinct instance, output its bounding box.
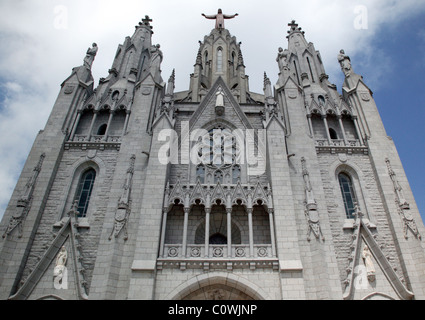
[204,208,211,258]
[121,110,131,137]
[226,208,232,258]
[159,209,168,258]
[87,110,98,141]
[352,116,364,146]
[322,115,332,145]
[103,110,115,142]
[307,114,315,139]
[268,208,277,257]
[337,115,348,146]
[70,110,82,141]
[247,208,254,257]
[182,207,190,258]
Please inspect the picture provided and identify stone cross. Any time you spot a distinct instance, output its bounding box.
[142,15,152,26]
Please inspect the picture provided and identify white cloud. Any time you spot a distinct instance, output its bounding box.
[0,0,424,220]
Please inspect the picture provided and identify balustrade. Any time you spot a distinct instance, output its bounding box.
[71,135,122,143]
[163,244,274,260]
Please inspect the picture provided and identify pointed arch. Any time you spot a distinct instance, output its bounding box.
[57,157,106,221]
[164,272,271,300]
[329,160,373,223]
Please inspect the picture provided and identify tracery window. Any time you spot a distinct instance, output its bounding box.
[195,127,242,185]
[198,128,238,167]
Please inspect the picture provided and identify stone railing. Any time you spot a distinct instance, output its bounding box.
[65,135,122,151]
[163,244,274,259]
[315,139,362,147]
[159,244,278,271]
[72,135,122,143]
[314,139,367,155]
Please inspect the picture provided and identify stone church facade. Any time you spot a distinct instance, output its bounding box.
[1,12,425,300]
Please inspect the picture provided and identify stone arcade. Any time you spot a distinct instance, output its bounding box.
[1,12,425,300]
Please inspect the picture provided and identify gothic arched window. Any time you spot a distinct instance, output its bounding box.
[74,168,96,218]
[338,173,358,219]
[204,51,209,73]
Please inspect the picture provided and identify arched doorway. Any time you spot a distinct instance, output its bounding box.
[165,272,269,300]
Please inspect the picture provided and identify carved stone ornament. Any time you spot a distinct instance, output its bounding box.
[386,158,421,240]
[360,93,370,102]
[301,157,324,242]
[3,153,45,239]
[342,206,413,300]
[215,87,225,116]
[109,155,136,241]
[53,246,68,282]
[209,289,225,300]
[362,245,376,282]
[64,84,75,95]
[83,43,98,70]
[142,87,152,95]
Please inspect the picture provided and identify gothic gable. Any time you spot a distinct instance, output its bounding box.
[189,77,254,132]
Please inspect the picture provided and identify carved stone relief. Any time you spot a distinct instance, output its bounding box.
[386,158,421,240]
[109,155,136,241]
[301,157,324,242]
[3,153,45,238]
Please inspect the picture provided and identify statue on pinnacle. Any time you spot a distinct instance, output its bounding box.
[202,9,238,29]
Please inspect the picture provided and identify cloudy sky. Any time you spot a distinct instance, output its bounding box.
[0,0,424,222]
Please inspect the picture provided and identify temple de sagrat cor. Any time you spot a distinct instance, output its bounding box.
[1,10,425,300]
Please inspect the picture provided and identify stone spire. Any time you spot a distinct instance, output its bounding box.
[186,25,250,103]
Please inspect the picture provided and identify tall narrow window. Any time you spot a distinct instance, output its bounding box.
[232,165,241,184]
[196,165,205,183]
[217,49,223,73]
[307,57,315,83]
[294,61,301,85]
[214,170,223,184]
[338,173,358,219]
[74,169,96,218]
